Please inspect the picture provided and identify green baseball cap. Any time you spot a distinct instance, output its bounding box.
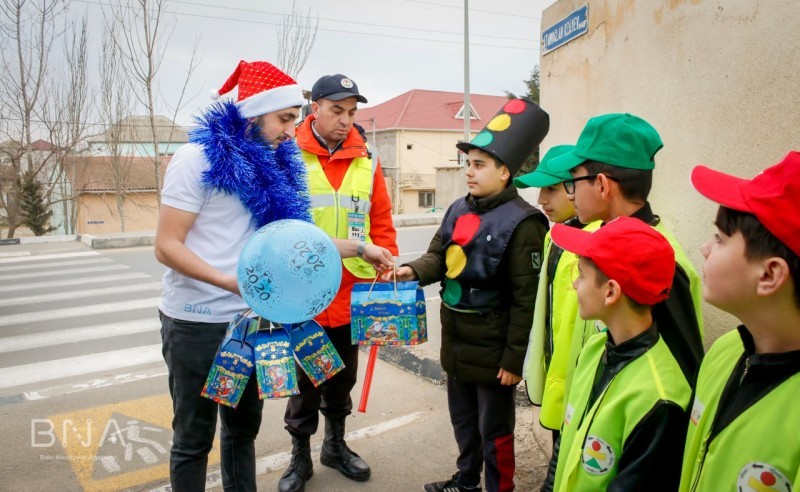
[513,145,575,188]
[548,113,664,172]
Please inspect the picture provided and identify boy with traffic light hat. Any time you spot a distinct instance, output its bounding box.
[396,98,550,492]
[547,113,705,388]
[547,216,692,491]
[679,151,800,491]
[515,146,600,445]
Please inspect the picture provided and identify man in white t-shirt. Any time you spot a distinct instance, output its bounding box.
[155,60,392,492]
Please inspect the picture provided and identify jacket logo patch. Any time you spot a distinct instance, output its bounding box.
[531,252,542,270]
[582,436,615,475]
[737,462,791,492]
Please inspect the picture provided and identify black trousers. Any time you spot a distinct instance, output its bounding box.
[283,325,360,436]
[160,312,263,492]
[447,378,517,492]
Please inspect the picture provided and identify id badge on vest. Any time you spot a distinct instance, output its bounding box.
[348,212,366,241]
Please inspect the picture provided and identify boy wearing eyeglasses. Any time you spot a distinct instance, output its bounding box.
[546,114,704,391]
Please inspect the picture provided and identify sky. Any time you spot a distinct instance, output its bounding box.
[68,0,554,127]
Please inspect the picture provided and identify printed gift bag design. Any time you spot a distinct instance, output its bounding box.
[350,281,428,346]
[253,327,299,399]
[289,320,345,387]
[202,314,257,408]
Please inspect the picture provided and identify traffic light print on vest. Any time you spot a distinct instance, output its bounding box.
[442,212,482,306]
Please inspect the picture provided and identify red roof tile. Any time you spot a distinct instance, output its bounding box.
[355,89,509,132]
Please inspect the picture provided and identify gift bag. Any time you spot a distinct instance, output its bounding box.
[253,326,300,399]
[202,312,257,408]
[350,280,427,346]
[289,320,345,387]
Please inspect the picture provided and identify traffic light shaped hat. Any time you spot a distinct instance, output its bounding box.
[456,98,550,176]
[691,151,800,257]
[549,113,663,172]
[514,145,575,188]
[551,216,675,305]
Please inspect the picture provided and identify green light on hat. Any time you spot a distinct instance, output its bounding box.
[471,131,494,147]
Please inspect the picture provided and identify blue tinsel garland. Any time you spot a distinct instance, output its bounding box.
[190,100,312,228]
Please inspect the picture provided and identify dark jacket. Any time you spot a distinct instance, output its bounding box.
[406,186,548,384]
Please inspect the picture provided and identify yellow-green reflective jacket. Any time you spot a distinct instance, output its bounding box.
[679,330,800,492]
[302,148,377,279]
[523,221,600,430]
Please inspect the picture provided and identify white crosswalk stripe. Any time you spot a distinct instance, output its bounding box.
[0,344,163,390]
[0,272,150,293]
[0,282,162,308]
[0,248,166,399]
[0,251,99,264]
[0,297,161,328]
[0,263,129,281]
[0,257,113,272]
[0,318,161,353]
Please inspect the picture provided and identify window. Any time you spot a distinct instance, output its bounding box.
[418,191,435,208]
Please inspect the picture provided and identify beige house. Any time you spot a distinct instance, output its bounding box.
[539,0,799,343]
[63,155,168,235]
[356,90,509,214]
[88,115,188,157]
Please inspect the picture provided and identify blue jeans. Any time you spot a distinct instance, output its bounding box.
[160,312,264,492]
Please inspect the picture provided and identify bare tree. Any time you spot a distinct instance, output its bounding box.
[103,0,198,200]
[40,14,92,234]
[98,24,133,232]
[0,0,63,237]
[0,0,90,237]
[275,0,318,79]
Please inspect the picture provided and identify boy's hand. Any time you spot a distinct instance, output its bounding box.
[363,243,394,273]
[381,265,417,282]
[497,368,522,386]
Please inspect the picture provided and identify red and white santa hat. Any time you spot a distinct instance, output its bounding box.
[210,60,305,118]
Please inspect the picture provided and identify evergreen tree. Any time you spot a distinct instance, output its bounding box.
[506,65,542,178]
[18,170,55,236]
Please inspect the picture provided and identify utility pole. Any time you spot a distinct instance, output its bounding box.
[463,0,471,151]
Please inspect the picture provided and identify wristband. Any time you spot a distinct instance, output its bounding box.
[357,241,366,258]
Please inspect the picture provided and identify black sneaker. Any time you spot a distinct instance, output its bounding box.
[423,473,482,492]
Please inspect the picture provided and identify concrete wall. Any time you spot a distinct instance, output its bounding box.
[76,193,159,235]
[540,0,800,345]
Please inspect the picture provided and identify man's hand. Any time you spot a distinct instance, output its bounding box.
[497,368,522,386]
[362,243,394,273]
[381,265,417,282]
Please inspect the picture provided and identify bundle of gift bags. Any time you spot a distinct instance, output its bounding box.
[203,278,429,409]
[202,311,345,408]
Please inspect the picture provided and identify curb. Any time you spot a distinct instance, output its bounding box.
[363,345,446,385]
[78,234,155,249]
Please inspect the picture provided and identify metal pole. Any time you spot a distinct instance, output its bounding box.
[463,0,471,147]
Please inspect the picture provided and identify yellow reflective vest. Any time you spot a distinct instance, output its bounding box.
[524,221,600,430]
[554,332,692,491]
[301,149,377,279]
[680,330,800,491]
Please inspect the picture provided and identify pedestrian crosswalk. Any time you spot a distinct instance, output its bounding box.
[0,247,165,401]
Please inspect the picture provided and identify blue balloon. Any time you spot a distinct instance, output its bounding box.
[238,219,342,324]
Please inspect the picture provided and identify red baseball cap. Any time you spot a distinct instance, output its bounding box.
[551,216,675,305]
[691,151,800,257]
